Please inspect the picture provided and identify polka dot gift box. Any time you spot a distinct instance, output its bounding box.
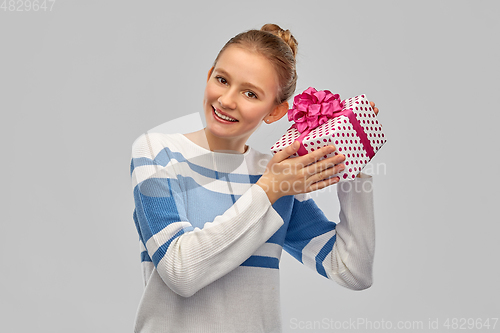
[270,87,386,182]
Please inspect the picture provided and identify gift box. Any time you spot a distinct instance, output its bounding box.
[270,87,386,182]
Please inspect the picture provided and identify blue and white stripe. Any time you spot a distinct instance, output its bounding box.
[131,132,338,274]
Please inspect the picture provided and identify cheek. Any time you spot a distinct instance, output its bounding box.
[204,83,220,102]
[246,105,272,123]
[203,86,214,105]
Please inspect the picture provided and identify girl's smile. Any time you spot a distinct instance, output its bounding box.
[212,106,238,122]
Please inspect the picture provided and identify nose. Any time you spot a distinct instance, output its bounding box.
[218,90,237,110]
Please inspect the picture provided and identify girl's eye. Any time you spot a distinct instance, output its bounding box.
[216,76,227,85]
[244,91,257,99]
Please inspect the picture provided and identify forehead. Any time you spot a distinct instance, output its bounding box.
[215,46,279,95]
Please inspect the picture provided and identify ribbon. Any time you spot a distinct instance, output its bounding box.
[288,87,374,158]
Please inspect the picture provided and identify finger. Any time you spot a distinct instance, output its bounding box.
[303,152,345,178]
[273,140,300,163]
[306,163,345,185]
[297,144,337,168]
[306,176,340,193]
[320,153,346,169]
[370,101,379,115]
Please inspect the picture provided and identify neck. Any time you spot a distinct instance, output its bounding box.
[203,128,248,154]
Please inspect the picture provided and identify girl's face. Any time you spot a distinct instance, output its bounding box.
[203,45,285,150]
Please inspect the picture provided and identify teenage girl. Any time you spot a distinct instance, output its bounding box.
[130,23,379,333]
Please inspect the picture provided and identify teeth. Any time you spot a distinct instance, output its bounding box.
[214,108,237,122]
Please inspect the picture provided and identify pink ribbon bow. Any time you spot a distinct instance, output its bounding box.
[288,87,345,135]
[286,87,375,159]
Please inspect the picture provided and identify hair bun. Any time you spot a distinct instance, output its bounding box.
[260,23,298,58]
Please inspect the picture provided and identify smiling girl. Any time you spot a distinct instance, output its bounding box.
[130,24,378,333]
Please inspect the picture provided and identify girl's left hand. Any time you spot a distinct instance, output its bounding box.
[370,101,379,115]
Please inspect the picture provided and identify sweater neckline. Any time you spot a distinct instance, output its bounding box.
[176,133,253,157]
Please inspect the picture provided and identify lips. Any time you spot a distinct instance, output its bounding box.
[212,106,238,122]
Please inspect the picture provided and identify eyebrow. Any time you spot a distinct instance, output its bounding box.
[213,68,266,98]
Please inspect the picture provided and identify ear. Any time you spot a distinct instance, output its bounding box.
[207,67,214,82]
[265,101,289,124]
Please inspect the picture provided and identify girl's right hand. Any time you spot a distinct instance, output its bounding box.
[256,141,346,204]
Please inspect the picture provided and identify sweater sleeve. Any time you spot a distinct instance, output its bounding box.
[130,133,284,297]
[283,174,375,290]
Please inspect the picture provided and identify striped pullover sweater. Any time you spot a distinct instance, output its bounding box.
[130,132,375,333]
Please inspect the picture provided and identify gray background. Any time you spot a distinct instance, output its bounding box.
[2,0,499,332]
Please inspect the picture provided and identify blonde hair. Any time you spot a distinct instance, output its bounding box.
[213,23,298,104]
